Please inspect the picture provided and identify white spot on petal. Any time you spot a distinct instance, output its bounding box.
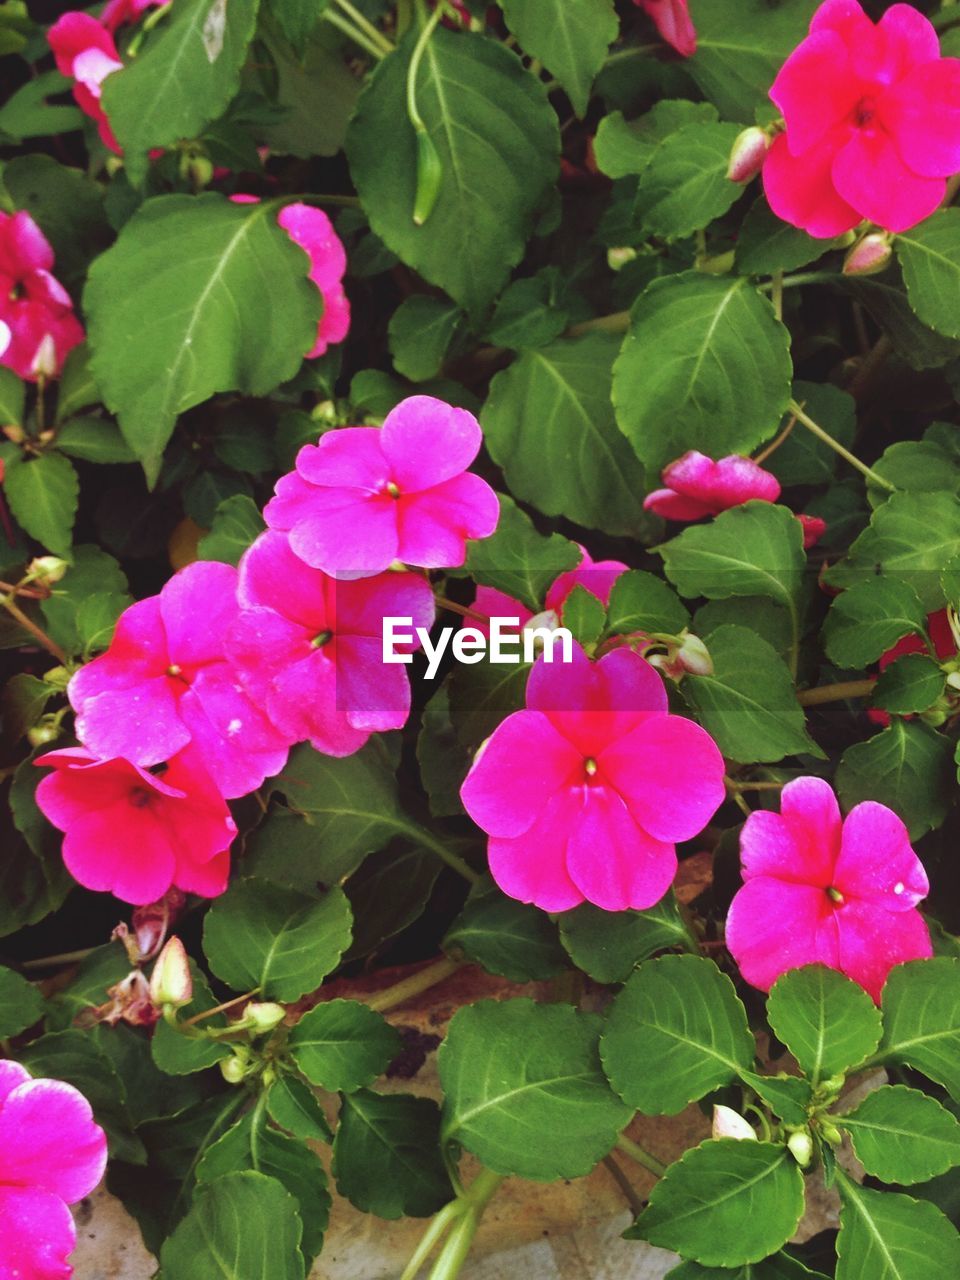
[227,718,242,734]
[894,881,905,895]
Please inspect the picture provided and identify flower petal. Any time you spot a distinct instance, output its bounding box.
[832,127,945,232]
[770,29,860,157]
[762,131,861,239]
[61,808,178,905]
[159,561,240,670]
[725,878,841,992]
[883,59,960,178]
[834,801,928,910]
[566,786,677,911]
[643,487,715,520]
[0,1185,76,1280]
[296,429,388,490]
[380,396,483,491]
[0,1077,107,1202]
[778,775,842,885]
[837,901,932,1003]
[237,530,332,631]
[0,1059,31,1106]
[395,473,500,569]
[487,788,586,912]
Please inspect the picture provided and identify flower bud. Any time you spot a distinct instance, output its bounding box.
[787,1130,814,1167]
[0,320,10,359]
[727,126,770,184]
[819,1119,843,1147]
[148,937,193,1011]
[842,232,893,277]
[413,128,443,227]
[179,149,214,190]
[245,1001,286,1034]
[30,334,57,381]
[676,632,713,676]
[220,1047,252,1085]
[2,425,25,445]
[27,716,62,748]
[696,250,736,276]
[607,246,638,272]
[27,555,68,587]
[712,1104,757,1142]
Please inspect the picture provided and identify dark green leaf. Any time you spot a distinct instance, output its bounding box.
[0,965,43,1037]
[896,209,960,339]
[197,494,265,565]
[766,966,881,1085]
[287,999,401,1093]
[877,958,960,1102]
[499,0,618,117]
[605,569,690,637]
[837,1085,960,1185]
[872,654,944,716]
[388,295,463,382]
[634,122,742,239]
[267,1075,333,1143]
[822,579,928,669]
[836,721,953,841]
[836,1176,960,1280]
[736,200,835,276]
[558,895,692,984]
[444,883,567,981]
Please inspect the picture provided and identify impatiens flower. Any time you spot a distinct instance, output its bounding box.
[67,561,290,798]
[48,13,123,154]
[725,776,932,1002]
[635,0,696,58]
[264,396,500,578]
[226,530,435,756]
[763,0,960,236]
[798,513,827,549]
[0,212,84,382]
[644,451,782,521]
[868,607,956,727]
[471,546,627,635]
[0,1059,107,1280]
[35,748,236,904]
[100,0,168,34]
[460,643,726,912]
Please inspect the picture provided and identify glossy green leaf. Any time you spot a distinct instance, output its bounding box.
[836,721,953,841]
[837,1085,960,1185]
[499,0,618,116]
[464,494,580,612]
[736,200,835,276]
[267,1075,333,1143]
[150,963,231,1076]
[40,545,131,657]
[604,569,690,638]
[197,494,265,565]
[593,101,717,180]
[558,895,692,985]
[836,1177,960,1280]
[2,451,78,556]
[287,999,401,1093]
[872,654,944,716]
[388,295,463,382]
[822,579,928,669]
[667,1255,829,1280]
[444,884,567,982]
[635,122,741,239]
[0,367,24,427]
[0,965,42,1037]
[896,209,960,339]
[877,959,960,1102]
[766,966,881,1085]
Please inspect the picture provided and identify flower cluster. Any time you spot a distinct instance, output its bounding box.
[0,212,84,382]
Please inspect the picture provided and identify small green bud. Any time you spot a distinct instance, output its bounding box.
[27,716,62,748]
[413,128,443,226]
[27,555,68,587]
[787,1131,814,1168]
[220,1052,250,1085]
[819,1120,843,1147]
[607,246,638,272]
[149,937,193,1010]
[245,1002,286,1034]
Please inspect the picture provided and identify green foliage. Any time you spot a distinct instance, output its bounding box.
[877,959,960,1102]
[0,964,42,1037]
[837,1085,960,1185]
[2,451,78,556]
[464,494,580,612]
[822,579,928,668]
[835,1177,960,1280]
[896,209,960,339]
[634,123,742,239]
[498,0,618,117]
[558,895,692,984]
[836,721,954,841]
[444,882,567,981]
[287,999,401,1092]
[766,967,881,1085]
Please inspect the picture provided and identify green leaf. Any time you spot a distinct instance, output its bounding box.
[150,963,231,1076]
[872,654,944,716]
[2,451,78,556]
[346,26,559,314]
[740,1072,813,1127]
[667,1255,830,1280]
[0,965,42,1037]
[448,652,531,746]
[101,0,261,184]
[561,584,606,647]
[593,101,717,180]
[0,674,54,747]
[836,1177,960,1280]
[203,878,352,1001]
[843,271,959,371]
[871,440,960,501]
[267,1075,333,1143]
[0,71,82,144]
[766,966,882,1085]
[40,545,131,657]
[388,295,463,382]
[43,943,130,1032]
[605,569,690,637]
[84,193,319,484]
[439,998,631,1179]
[197,494,265,565]
[629,1140,806,1267]
[697,597,795,666]
[877,958,960,1101]
[3,154,109,284]
[613,275,792,472]
[287,999,401,1093]
[682,625,818,764]
[825,492,960,612]
[417,686,470,817]
[464,494,580,612]
[558,895,691,985]
[249,24,359,160]
[159,1170,304,1280]
[768,382,856,488]
[264,0,331,50]
[635,122,742,239]
[736,200,835,276]
[836,721,953,841]
[498,0,618,117]
[332,1089,452,1219]
[197,1112,330,1263]
[481,334,649,536]
[895,209,960,339]
[444,883,567,982]
[484,270,570,349]
[344,847,442,960]
[601,955,755,1115]
[0,366,25,426]
[837,1085,960,1185]
[54,418,136,464]
[822,579,928,668]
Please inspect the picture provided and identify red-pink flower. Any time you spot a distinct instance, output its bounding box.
[472,546,627,635]
[644,451,782,521]
[264,396,500,578]
[635,0,696,58]
[100,0,168,34]
[68,561,290,798]
[763,0,960,236]
[48,13,123,154]
[0,212,84,382]
[726,776,932,1003]
[797,513,827,549]
[35,748,236,905]
[227,531,435,756]
[460,643,725,912]
[0,1059,107,1280]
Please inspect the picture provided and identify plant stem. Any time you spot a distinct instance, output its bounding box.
[797,678,876,707]
[602,1154,645,1216]
[430,1170,504,1280]
[615,1133,667,1178]
[771,270,784,322]
[21,946,96,971]
[322,7,389,59]
[753,407,799,465]
[398,821,482,885]
[334,0,395,54]
[399,1200,462,1280]
[566,310,630,337]
[407,2,444,131]
[365,956,462,1013]
[787,398,896,493]
[182,988,262,1027]
[727,779,786,792]
[0,591,68,664]
[434,594,491,625]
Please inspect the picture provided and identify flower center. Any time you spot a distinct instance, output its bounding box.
[166,663,189,684]
[8,284,22,302]
[826,885,845,905]
[854,97,877,128]
[311,629,333,648]
[384,481,401,500]
[583,757,598,778]
[129,786,152,809]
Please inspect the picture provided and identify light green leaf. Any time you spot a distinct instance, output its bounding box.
[635,122,742,239]
[439,998,631,1179]
[444,884,567,982]
[613,274,792,472]
[766,966,881,1086]
[481,333,649,536]
[388,295,463,382]
[2,451,77,556]
[736,199,835,276]
[287,999,401,1093]
[604,569,690,637]
[837,1085,960,1185]
[895,209,960,339]
[601,955,755,1115]
[871,440,960,501]
[346,26,559,314]
[561,583,606,647]
[822,579,928,669]
[498,0,618,117]
[267,1075,333,1143]
[0,965,42,1038]
[836,720,953,841]
[667,1255,830,1280]
[836,1176,960,1280]
[202,878,352,1001]
[558,895,692,985]
[54,418,135,465]
[593,101,717,180]
[464,494,580,612]
[40,545,131,657]
[84,194,319,484]
[872,654,944,716]
[0,366,25,426]
[197,494,265,565]
[877,958,960,1102]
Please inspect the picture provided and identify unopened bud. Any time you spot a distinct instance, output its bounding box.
[245,1001,286,1034]
[180,149,214,190]
[30,334,57,380]
[712,1105,757,1142]
[787,1131,814,1167]
[27,715,62,747]
[607,246,638,272]
[819,1120,843,1147]
[132,889,186,963]
[149,937,193,1010]
[727,126,771,184]
[27,555,68,586]
[676,632,713,676]
[2,424,25,443]
[0,320,10,359]
[696,250,736,276]
[413,128,443,227]
[843,232,893,277]
[220,1047,252,1085]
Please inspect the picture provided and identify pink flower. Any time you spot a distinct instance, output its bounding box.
[798,513,827,549]
[471,546,627,635]
[0,1059,107,1280]
[0,213,84,382]
[67,561,290,798]
[635,0,696,58]
[460,643,726,913]
[226,531,435,756]
[644,451,782,521]
[48,13,123,154]
[35,748,236,905]
[763,0,960,236]
[100,0,168,34]
[725,776,932,1003]
[264,396,500,578]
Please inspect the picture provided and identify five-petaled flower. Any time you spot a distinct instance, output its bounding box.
[264,395,500,578]
[764,0,960,236]
[725,776,932,1002]
[635,0,696,58]
[35,748,236,905]
[460,643,726,913]
[48,13,124,154]
[0,1059,107,1280]
[0,212,84,381]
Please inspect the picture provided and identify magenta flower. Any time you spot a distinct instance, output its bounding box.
[100,0,168,34]
[68,561,290,798]
[797,513,827,549]
[227,530,435,756]
[48,13,123,154]
[0,212,84,382]
[264,396,500,578]
[0,1059,107,1280]
[763,0,960,236]
[460,643,726,912]
[35,748,236,905]
[726,777,932,1003]
[635,0,696,58]
[644,451,782,521]
[472,546,627,635]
